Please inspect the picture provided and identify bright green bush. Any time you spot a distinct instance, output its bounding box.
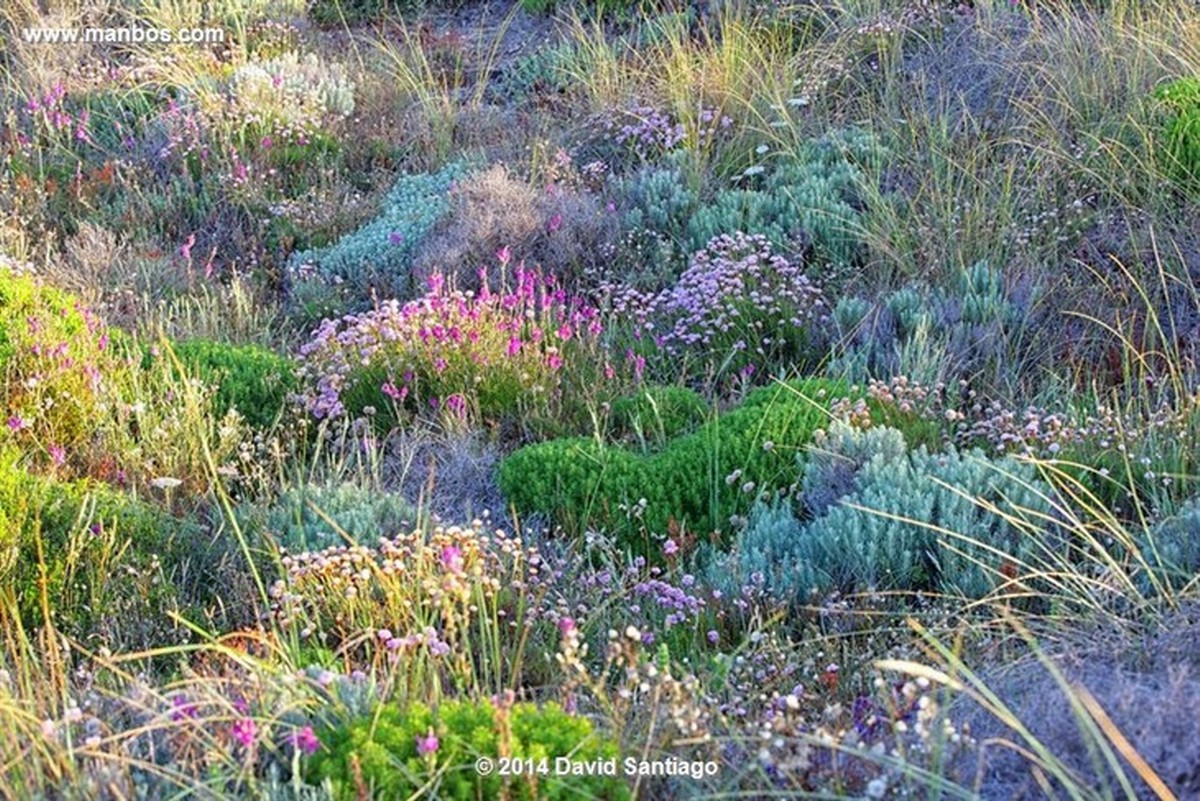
[308,699,630,800]
[0,448,196,644]
[168,340,298,429]
[1153,76,1200,193]
[0,266,124,472]
[500,379,859,548]
[609,385,709,448]
[714,434,1054,600]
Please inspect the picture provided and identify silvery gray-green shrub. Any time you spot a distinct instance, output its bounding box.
[713,429,1054,601]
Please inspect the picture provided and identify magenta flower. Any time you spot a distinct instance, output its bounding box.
[416,728,439,757]
[496,245,511,265]
[48,444,65,467]
[441,545,464,574]
[179,233,195,262]
[292,725,321,756]
[546,213,563,233]
[557,616,577,635]
[231,718,257,748]
[506,337,522,357]
[7,415,28,432]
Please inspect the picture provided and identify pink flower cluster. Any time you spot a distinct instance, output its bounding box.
[298,265,602,425]
[603,233,827,377]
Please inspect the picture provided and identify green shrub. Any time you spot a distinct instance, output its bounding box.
[0,266,124,472]
[1153,76,1200,194]
[0,448,198,645]
[609,385,709,448]
[308,698,630,800]
[714,436,1054,600]
[168,340,298,429]
[500,379,867,549]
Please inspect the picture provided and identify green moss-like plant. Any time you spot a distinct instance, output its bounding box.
[1153,77,1200,194]
[0,448,198,645]
[609,385,709,449]
[308,699,630,801]
[499,378,935,550]
[168,340,298,429]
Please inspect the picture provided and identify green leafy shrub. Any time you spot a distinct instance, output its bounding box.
[0,449,197,644]
[309,698,629,800]
[501,379,868,548]
[0,266,124,472]
[250,482,413,552]
[167,340,298,429]
[287,161,470,314]
[1153,76,1200,194]
[609,385,709,448]
[713,435,1054,600]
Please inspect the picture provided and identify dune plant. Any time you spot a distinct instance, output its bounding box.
[297,265,605,431]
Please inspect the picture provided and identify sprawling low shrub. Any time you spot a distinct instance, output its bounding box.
[0,449,197,645]
[308,698,629,800]
[169,340,298,429]
[616,126,883,267]
[251,481,414,553]
[0,266,124,473]
[1153,76,1200,194]
[287,161,469,313]
[500,378,867,548]
[714,430,1055,600]
[297,266,604,431]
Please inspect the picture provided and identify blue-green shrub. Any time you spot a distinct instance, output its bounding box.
[714,433,1054,600]
[251,482,414,553]
[287,161,470,313]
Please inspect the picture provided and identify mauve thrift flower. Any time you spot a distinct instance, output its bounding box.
[416,728,439,757]
[441,545,464,573]
[231,718,257,748]
[388,231,405,246]
[707,630,720,644]
[292,725,321,756]
[663,539,679,556]
[48,444,65,467]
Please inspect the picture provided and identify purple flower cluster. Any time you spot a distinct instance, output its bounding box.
[603,233,827,376]
[298,265,603,424]
[633,577,706,627]
[607,105,733,162]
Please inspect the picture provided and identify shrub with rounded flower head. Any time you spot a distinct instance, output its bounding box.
[297,265,604,431]
[606,233,828,383]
